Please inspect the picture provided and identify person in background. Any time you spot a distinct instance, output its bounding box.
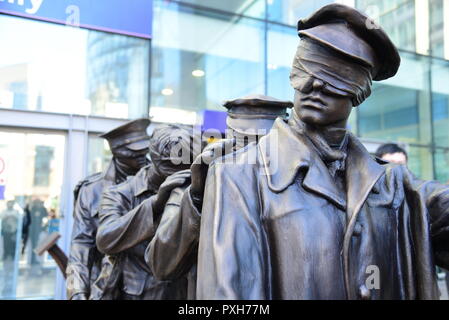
[46,209,60,235]
[28,198,48,271]
[1,200,21,262]
[0,200,22,297]
[375,143,408,165]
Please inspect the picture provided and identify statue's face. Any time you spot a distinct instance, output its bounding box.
[294,76,353,127]
[113,147,149,171]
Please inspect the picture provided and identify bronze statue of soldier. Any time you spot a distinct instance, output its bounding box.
[94,124,198,300]
[196,4,449,300]
[145,95,292,300]
[66,118,151,300]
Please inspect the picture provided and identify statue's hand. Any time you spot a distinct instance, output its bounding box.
[152,170,191,216]
[190,138,235,210]
[71,292,88,300]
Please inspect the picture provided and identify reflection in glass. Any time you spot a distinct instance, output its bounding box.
[0,131,65,299]
[435,148,449,183]
[87,136,112,176]
[0,201,22,298]
[432,58,449,149]
[358,53,432,145]
[177,0,265,18]
[356,0,417,52]
[430,0,444,58]
[407,146,434,180]
[267,0,334,26]
[0,15,149,119]
[267,23,297,102]
[151,0,265,123]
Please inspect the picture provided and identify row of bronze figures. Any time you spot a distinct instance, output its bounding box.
[64,4,449,300]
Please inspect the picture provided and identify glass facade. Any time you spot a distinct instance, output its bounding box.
[0,130,65,299]
[0,15,150,119]
[150,0,449,181]
[2,0,449,299]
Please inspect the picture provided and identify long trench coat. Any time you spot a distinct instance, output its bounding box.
[95,166,189,299]
[145,186,200,299]
[66,161,119,300]
[196,118,449,300]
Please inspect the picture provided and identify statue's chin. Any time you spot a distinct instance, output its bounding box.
[297,112,328,127]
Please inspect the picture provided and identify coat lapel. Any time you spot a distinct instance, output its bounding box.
[342,132,385,299]
[344,133,385,221]
[258,119,346,210]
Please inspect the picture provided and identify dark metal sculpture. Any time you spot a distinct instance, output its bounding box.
[94,124,198,300]
[195,4,449,300]
[191,94,293,211]
[66,118,151,300]
[145,95,292,299]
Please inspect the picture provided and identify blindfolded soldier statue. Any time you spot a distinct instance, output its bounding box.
[66,118,150,300]
[196,4,449,300]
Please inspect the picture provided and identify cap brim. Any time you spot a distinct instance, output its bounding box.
[124,139,150,151]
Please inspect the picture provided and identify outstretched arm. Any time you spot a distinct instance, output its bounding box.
[403,167,449,269]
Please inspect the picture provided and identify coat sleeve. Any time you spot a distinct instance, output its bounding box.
[196,162,269,300]
[66,186,98,300]
[402,167,449,269]
[96,184,157,255]
[145,186,200,281]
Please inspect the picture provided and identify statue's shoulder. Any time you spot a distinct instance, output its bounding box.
[73,172,104,201]
[210,142,260,179]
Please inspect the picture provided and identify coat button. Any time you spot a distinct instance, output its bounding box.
[353,223,363,236]
[359,284,371,300]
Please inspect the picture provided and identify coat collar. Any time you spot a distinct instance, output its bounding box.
[258,118,346,210]
[258,118,385,212]
[344,132,385,219]
[103,160,117,183]
[133,164,158,197]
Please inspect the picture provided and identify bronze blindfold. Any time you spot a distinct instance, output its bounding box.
[290,38,373,106]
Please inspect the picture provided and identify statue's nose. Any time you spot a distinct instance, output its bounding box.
[312,78,325,91]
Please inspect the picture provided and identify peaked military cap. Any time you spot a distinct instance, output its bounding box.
[223,94,293,135]
[297,3,400,81]
[100,118,151,151]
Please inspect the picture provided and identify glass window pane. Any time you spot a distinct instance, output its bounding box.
[267,23,296,102]
[176,0,265,18]
[434,148,449,183]
[358,53,432,146]
[356,0,417,52]
[267,0,335,26]
[431,58,449,148]
[0,15,149,119]
[268,1,419,53]
[87,136,112,176]
[0,130,65,299]
[151,1,265,124]
[430,0,444,58]
[407,146,434,180]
